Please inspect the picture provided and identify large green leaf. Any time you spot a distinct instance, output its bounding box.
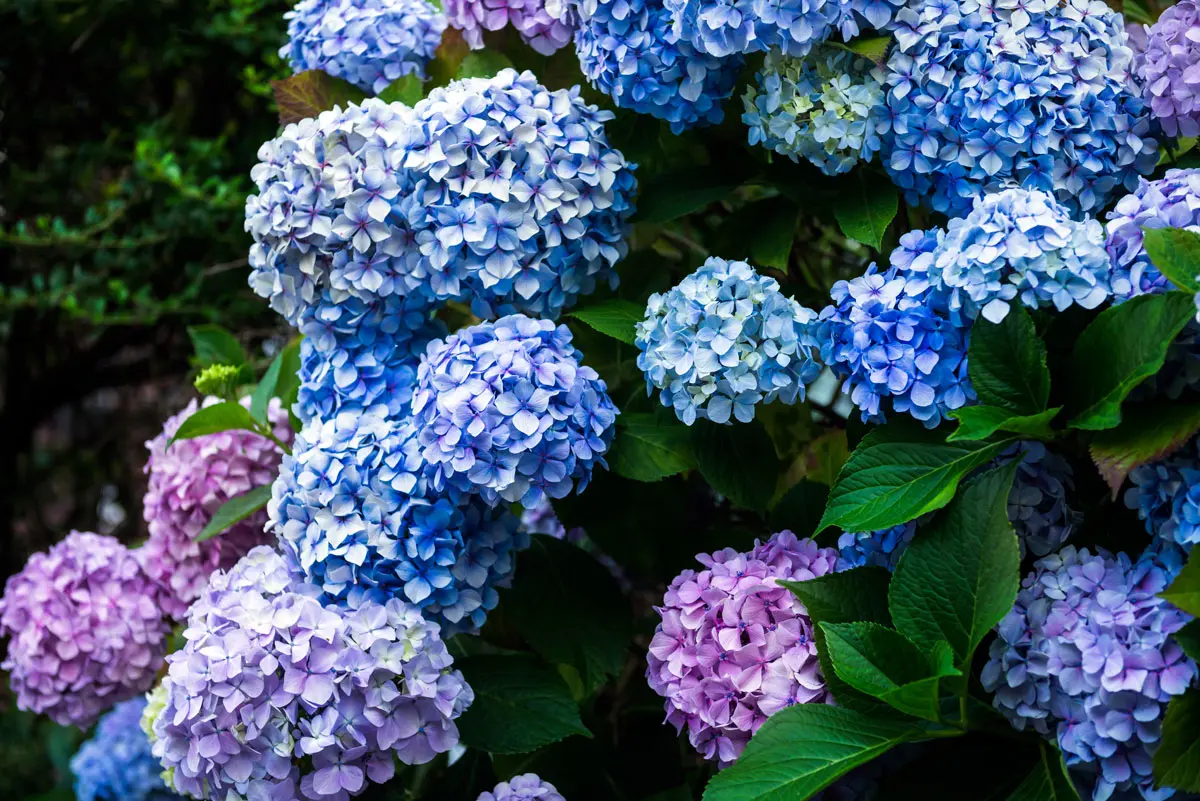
[187,324,248,368]
[456,654,591,755]
[196,485,273,543]
[968,306,1050,413]
[1175,620,1200,662]
[273,337,303,431]
[712,197,799,271]
[1006,741,1081,801]
[636,166,753,223]
[889,461,1021,666]
[568,299,644,345]
[1141,227,1200,293]
[947,406,1059,443]
[692,419,781,513]
[250,352,284,425]
[271,70,364,124]
[1154,688,1200,792]
[1089,403,1200,497]
[768,480,829,539]
[168,401,262,445]
[832,169,898,251]
[456,50,515,79]
[608,413,695,482]
[1161,551,1200,617]
[1067,292,1196,430]
[377,74,424,105]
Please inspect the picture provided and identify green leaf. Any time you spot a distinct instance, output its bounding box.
[1141,228,1200,293]
[609,413,695,482]
[1089,403,1200,497]
[196,485,273,543]
[635,166,752,223]
[1154,688,1200,792]
[567,299,643,345]
[377,74,424,105]
[188,324,248,368]
[456,654,592,754]
[818,426,1016,533]
[1122,0,1154,25]
[1068,292,1197,430]
[250,351,284,425]
[745,197,799,270]
[702,704,923,801]
[168,401,262,445]
[889,461,1021,666]
[1161,551,1200,617]
[1006,740,1081,801]
[1174,620,1200,662]
[833,169,898,251]
[503,537,632,693]
[768,480,829,538]
[847,35,892,63]
[947,406,1059,442]
[274,338,303,425]
[456,50,515,79]
[271,70,365,124]
[691,419,781,513]
[968,306,1051,413]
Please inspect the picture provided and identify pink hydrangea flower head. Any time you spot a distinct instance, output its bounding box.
[140,395,293,619]
[646,531,839,766]
[0,531,171,727]
[445,0,574,55]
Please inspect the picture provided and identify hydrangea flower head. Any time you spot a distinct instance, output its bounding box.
[636,257,821,425]
[1004,441,1079,558]
[1135,0,1200,138]
[0,531,170,727]
[742,47,886,176]
[478,774,566,801]
[1126,436,1200,549]
[447,0,573,54]
[836,521,916,571]
[140,396,293,619]
[72,697,179,801]
[150,547,472,801]
[647,531,839,765]
[394,69,637,319]
[283,0,447,94]
[880,0,1158,217]
[1106,169,1200,300]
[982,545,1197,801]
[413,314,618,505]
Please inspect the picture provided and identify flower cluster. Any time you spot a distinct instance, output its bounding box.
[271,410,527,634]
[478,774,566,801]
[1126,436,1200,550]
[414,314,619,505]
[283,0,447,95]
[140,396,293,619]
[1135,0,1200,138]
[560,0,744,132]
[879,0,1158,217]
[742,47,885,176]
[0,531,170,728]
[647,531,839,765]
[72,697,178,801]
[982,545,1197,801]
[636,258,821,426]
[150,547,472,801]
[447,0,573,54]
[836,521,917,571]
[1106,169,1200,301]
[1005,441,1080,558]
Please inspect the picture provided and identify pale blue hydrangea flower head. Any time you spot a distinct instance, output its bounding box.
[879,0,1158,217]
[636,257,821,425]
[72,697,179,801]
[283,0,447,94]
[413,314,619,505]
[1105,169,1200,300]
[1126,436,1200,550]
[1134,0,1200,138]
[151,547,473,801]
[742,47,886,176]
[271,410,527,634]
[982,544,1197,801]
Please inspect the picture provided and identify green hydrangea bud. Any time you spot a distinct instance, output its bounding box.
[194,363,243,400]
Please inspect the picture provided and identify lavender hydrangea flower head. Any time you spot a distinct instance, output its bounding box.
[283,0,447,94]
[1126,436,1200,550]
[447,0,574,54]
[647,531,839,765]
[151,547,473,801]
[982,545,1197,801]
[1135,0,1200,138]
[1105,169,1200,300]
[0,532,170,728]
[72,697,179,801]
[478,774,566,801]
[879,0,1158,217]
[413,314,619,505]
[393,69,637,319]
[636,258,821,426]
[140,396,293,619]
[742,47,886,176]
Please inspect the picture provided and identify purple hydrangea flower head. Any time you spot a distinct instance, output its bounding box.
[1126,436,1200,549]
[636,258,821,426]
[556,0,744,133]
[836,521,917,571]
[1135,0,1200,138]
[72,697,179,801]
[742,47,886,176]
[393,69,637,319]
[879,0,1158,217]
[283,0,447,94]
[982,544,1197,801]
[413,314,619,506]
[647,531,839,765]
[140,396,293,619]
[151,547,473,801]
[1105,169,1200,300]
[271,409,527,634]
[1002,441,1080,558]
[478,774,566,801]
[0,532,170,728]
[447,0,574,54]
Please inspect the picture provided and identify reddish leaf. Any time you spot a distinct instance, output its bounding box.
[271,70,364,125]
[1089,403,1200,497]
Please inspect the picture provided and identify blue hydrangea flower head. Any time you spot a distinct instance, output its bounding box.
[742,47,886,176]
[283,0,447,94]
[636,257,821,425]
[72,697,179,801]
[836,521,916,571]
[880,0,1158,217]
[1002,441,1080,558]
[982,544,1197,801]
[1106,169,1200,301]
[393,68,637,318]
[1126,436,1200,550]
[413,314,619,505]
